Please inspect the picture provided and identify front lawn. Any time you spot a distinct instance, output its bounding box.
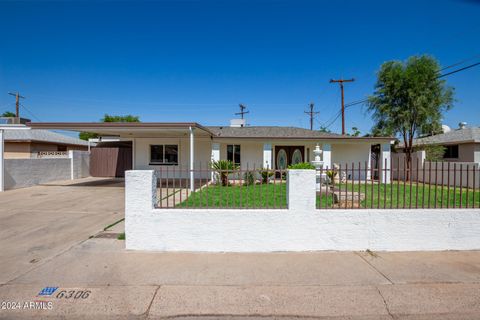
[317,182,480,209]
[177,182,287,208]
[175,180,479,209]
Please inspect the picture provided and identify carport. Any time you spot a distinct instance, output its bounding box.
[27,122,214,191]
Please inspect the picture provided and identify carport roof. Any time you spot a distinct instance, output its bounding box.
[27,122,214,137]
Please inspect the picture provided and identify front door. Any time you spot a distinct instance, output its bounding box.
[275,146,305,169]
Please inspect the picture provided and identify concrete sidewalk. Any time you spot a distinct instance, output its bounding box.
[2,235,480,319]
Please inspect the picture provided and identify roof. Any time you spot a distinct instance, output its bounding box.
[207,126,392,140]
[3,128,89,146]
[401,127,480,147]
[26,122,393,141]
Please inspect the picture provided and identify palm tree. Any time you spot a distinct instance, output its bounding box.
[211,160,239,186]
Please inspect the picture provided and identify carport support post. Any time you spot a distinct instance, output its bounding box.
[189,126,195,192]
[211,143,220,182]
[323,143,331,170]
[263,143,272,169]
[379,143,391,184]
[0,129,3,192]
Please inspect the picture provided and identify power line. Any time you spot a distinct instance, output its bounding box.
[438,61,480,78]
[19,103,41,121]
[0,102,14,111]
[439,54,480,72]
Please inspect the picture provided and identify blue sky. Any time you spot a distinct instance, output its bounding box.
[0,0,479,136]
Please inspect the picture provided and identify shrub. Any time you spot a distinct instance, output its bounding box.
[259,168,274,184]
[211,160,239,186]
[243,171,255,186]
[414,145,446,162]
[326,170,337,185]
[287,162,315,169]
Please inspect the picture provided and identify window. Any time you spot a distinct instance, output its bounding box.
[443,145,459,159]
[164,145,178,164]
[150,144,178,165]
[227,145,241,165]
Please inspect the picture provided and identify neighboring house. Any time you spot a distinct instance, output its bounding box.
[1,125,89,159]
[28,120,394,181]
[398,124,480,163]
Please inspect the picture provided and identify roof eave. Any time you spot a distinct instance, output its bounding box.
[26,122,214,136]
[214,136,394,141]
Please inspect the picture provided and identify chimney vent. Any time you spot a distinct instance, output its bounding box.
[230,119,246,127]
[458,122,467,130]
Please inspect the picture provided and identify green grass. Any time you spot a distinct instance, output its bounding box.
[174,181,479,209]
[177,182,287,208]
[317,182,480,209]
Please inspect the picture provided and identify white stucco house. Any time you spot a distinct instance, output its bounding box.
[27,120,394,186]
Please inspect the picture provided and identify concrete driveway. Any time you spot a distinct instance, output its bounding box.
[0,177,124,285]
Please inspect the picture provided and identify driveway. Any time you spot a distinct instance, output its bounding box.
[0,177,124,285]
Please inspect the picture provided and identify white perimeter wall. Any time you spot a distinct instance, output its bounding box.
[4,150,90,190]
[126,170,480,252]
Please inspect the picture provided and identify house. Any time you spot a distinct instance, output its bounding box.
[27,120,394,185]
[0,125,89,159]
[398,123,480,163]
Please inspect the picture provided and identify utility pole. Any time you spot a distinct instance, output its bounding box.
[235,104,249,119]
[8,92,25,118]
[304,102,319,130]
[329,78,354,135]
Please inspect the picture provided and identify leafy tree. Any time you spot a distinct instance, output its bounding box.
[318,126,331,133]
[1,111,16,117]
[79,131,98,141]
[102,114,140,122]
[367,55,454,170]
[350,127,361,136]
[79,114,140,140]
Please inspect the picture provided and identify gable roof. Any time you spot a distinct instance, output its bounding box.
[207,126,392,140]
[404,127,480,147]
[3,129,89,146]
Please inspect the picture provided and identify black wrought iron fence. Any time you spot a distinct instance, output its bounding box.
[316,159,480,209]
[155,165,287,209]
